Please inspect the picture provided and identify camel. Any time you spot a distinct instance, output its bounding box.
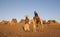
[23,11,44,32]
[22,16,43,32]
[29,19,36,32]
[23,23,30,32]
[29,17,43,32]
[23,15,30,32]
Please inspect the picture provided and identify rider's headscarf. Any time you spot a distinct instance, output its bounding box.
[25,15,29,19]
[34,11,38,16]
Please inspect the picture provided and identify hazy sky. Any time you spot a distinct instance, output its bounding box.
[0,0,60,22]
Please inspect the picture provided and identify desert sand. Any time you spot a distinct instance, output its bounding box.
[0,19,60,37]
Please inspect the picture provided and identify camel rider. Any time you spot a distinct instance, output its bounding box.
[25,15,29,24]
[34,11,40,27]
[24,15,30,31]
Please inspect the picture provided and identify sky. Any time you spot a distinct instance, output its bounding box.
[0,0,60,22]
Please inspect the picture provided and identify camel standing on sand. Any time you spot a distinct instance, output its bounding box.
[23,16,30,32]
[23,23,30,32]
[29,19,36,32]
[32,11,43,32]
[29,17,43,32]
[23,11,43,32]
[29,11,43,32]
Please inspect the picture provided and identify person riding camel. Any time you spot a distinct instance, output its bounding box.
[24,15,30,32]
[25,15,29,24]
[33,11,40,27]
